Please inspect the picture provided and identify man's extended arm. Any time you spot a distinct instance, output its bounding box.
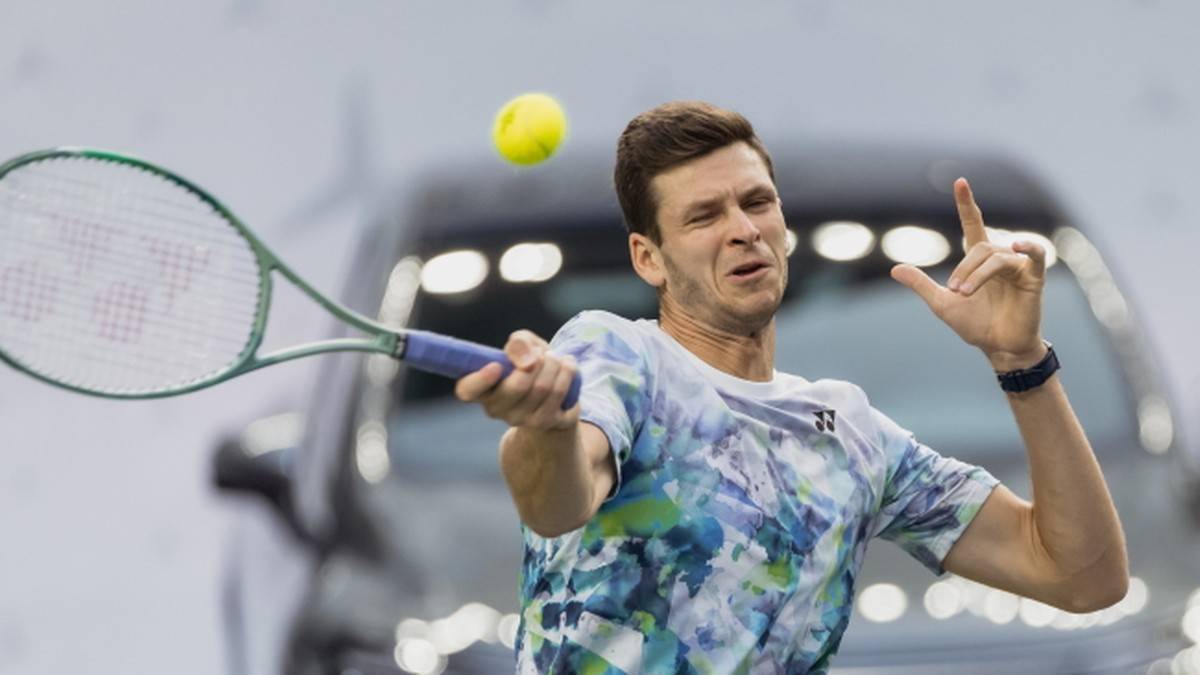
[892,177,1128,612]
[499,422,615,537]
[943,365,1128,612]
[456,330,616,538]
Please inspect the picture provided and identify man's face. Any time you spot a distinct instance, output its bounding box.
[641,142,789,334]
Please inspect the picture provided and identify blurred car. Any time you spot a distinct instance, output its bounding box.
[214,142,1200,674]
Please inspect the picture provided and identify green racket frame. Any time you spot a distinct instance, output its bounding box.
[0,147,403,400]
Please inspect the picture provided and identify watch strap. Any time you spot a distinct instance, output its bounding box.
[996,341,1060,393]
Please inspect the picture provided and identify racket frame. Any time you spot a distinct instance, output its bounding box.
[0,147,406,399]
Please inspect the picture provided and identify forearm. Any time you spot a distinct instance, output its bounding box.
[1003,372,1128,587]
[499,423,603,537]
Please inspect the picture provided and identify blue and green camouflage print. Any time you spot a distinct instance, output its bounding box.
[516,311,998,674]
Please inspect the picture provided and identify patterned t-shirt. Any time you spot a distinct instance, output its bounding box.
[516,311,999,674]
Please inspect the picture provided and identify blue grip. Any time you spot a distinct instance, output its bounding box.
[403,330,581,410]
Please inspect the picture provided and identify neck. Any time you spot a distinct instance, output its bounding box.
[658,300,776,382]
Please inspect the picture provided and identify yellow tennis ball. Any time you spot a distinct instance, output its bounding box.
[492,93,567,166]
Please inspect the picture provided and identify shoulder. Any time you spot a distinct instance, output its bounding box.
[552,310,652,353]
[551,310,657,372]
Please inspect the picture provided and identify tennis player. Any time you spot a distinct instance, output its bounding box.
[456,101,1128,674]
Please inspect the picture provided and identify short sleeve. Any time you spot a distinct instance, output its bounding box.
[868,405,1000,575]
[549,311,651,500]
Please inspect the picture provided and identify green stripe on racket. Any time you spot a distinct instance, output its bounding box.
[0,147,580,407]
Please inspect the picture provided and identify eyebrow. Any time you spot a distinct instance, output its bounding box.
[680,183,778,221]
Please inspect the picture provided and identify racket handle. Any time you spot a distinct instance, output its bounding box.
[403,331,581,410]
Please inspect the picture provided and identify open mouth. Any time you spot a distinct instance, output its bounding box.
[729,261,769,278]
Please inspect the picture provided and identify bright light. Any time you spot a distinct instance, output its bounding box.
[948,576,990,618]
[812,221,874,262]
[366,354,400,386]
[1116,577,1149,616]
[380,256,422,327]
[396,618,430,640]
[785,229,798,256]
[1051,611,1082,631]
[355,421,390,483]
[1018,598,1057,628]
[923,581,963,620]
[1174,645,1200,675]
[1183,606,1200,644]
[497,613,520,649]
[881,226,950,267]
[420,250,488,294]
[1189,588,1200,610]
[243,412,304,457]
[393,638,443,675]
[1096,606,1124,626]
[857,583,907,623]
[428,603,503,654]
[984,590,1020,624]
[1138,395,1174,454]
[499,242,563,283]
[1088,279,1130,331]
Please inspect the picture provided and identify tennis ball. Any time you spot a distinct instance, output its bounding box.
[492,93,567,166]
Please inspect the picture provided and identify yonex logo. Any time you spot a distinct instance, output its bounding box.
[814,409,836,432]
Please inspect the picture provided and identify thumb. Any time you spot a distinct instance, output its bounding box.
[505,330,545,370]
[890,264,944,311]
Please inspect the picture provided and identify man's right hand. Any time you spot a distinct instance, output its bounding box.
[455,328,615,537]
[454,329,580,431]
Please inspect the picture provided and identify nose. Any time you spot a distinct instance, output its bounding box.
[728,208,762,246]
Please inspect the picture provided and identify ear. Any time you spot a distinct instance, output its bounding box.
[629,233,665,288]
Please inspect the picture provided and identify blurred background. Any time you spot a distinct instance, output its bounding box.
[1,2,1198,674]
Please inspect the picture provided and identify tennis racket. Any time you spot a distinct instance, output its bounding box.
[0,147,581,407]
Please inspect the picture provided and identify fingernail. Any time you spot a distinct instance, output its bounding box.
[960,282,972,294]
[948,278,959,291]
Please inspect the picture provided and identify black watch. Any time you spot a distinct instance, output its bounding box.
[996,341,1060,393]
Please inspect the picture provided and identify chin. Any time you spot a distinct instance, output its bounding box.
[724,298,781,335]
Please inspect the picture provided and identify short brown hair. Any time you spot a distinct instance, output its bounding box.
[614,101,775,243]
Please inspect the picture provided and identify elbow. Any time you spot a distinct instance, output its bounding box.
[1057,566,1130,613]
[1083,573,1130,613]
[1051,539,1130,613]
[1061,577,1128,613]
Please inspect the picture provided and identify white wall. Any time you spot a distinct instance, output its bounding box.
[1,2,1196,672]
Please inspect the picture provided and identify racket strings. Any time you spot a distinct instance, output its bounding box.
[0,221,262,311]
[0,156,263,394]
[0,176,264,254]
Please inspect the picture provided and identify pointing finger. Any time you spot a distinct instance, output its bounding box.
[955,178,989,249]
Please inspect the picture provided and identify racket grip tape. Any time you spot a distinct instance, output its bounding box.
[402,330,581,410]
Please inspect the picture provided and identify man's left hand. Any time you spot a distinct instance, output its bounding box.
[891,177,1048,371]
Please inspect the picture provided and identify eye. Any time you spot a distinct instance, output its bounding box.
[745,197,774,211]
[688,212,717,226]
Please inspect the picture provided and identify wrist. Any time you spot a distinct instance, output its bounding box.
[994,340,1060,394]
[987,340,1049,372]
